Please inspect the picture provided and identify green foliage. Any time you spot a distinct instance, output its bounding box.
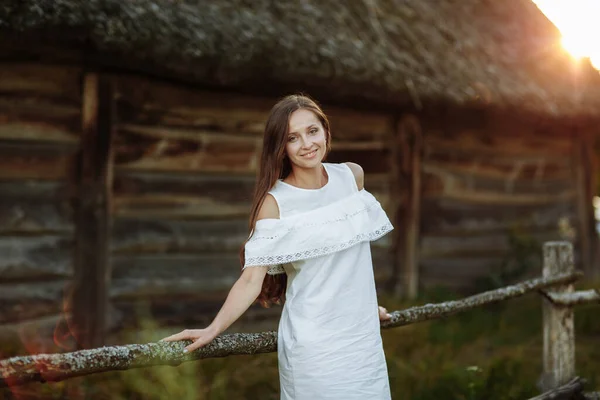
[2,285,598,399]
[475,227,542,292]
[380,291,598,400]
[85,290,598,399]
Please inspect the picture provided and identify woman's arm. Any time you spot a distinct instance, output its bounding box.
[345,163,391,322]
[161,195,280,352]
[345,161,364,190]
[161,265,268,352]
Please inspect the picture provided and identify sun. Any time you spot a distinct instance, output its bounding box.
[532,0,600,70]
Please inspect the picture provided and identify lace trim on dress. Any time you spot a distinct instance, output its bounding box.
[243,189,393,275]
[253,221,393,275]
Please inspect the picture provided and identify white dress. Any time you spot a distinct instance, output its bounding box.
[244,163,393,400]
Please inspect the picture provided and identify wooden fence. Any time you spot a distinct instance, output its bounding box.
[1,241,599,399]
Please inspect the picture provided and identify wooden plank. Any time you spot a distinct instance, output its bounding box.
[115,76,394,140]
[0,63,82,104]
[420,230,561,259]
[327,149,390,174]
[111,254,241,280]
[110,279,232,301]
[110,249,392,302]
[113,171,254,218]
[114,126,260,174]
[419,257,500,287]
[0,236,73,280]
[114,195,251,219]
[0,110,80,143]
[422,160,572,188]
[116,105,267,136]
[438,188,575,206]
[484,112,572,143]
[112,218,249,254]
[113,171,390,219]
[424,129,573,159]
[422,196,575,216]
[420,197,575,235]
[0,199,73,234]
[330,140,386,151]
[115,76,272,134]
[111,172,388,218]
[110,254,241,300]
[423,174,573,197]
[114,170,256,197]
[0,141,77,180]
[71,73,114,349]
[117,123,261,144]
[421,168,576,204]
[0,97,80,119]
[325,107,394,141]
[0,181,69,199]
[0,281,67,323]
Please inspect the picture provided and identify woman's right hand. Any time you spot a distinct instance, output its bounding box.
[161,327,218,353]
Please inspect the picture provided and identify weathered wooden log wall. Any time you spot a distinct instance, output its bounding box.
[418,109,578,289]
[109,76,396,329]
[0,64,396,352]
[1,62,595,352]
[0,64,80,354]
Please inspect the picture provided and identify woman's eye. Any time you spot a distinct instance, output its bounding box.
[288,136,297,142]
[309,129,318,135]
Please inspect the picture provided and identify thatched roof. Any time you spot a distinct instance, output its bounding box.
[1,0,599,117]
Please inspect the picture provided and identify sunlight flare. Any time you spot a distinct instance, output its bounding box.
[533,0,600,69]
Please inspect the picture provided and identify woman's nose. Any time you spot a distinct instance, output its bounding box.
[300,135,311,148]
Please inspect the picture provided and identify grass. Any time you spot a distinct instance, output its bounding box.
[3,283,598,400]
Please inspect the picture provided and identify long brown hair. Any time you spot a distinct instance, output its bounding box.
[240,94,332,307]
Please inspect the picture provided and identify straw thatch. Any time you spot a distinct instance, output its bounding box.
[1,0,599,116]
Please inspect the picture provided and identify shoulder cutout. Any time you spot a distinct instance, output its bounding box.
[344,162,364,190]
[257,194,280,220]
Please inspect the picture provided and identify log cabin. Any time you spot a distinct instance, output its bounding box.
[0,0,599,352]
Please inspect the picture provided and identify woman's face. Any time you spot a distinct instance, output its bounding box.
[285,108,327,169]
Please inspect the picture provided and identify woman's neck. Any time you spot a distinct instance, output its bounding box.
[286,163,328,189]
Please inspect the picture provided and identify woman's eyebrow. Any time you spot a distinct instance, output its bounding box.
[289,124,317,135]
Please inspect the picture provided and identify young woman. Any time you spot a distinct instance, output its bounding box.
[162,94,394,399]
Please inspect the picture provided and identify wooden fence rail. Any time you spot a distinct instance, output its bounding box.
[1,241,599,396]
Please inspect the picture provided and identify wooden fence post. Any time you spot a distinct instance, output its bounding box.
[541,241,575,391]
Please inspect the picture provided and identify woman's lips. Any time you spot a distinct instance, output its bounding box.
[301,149,317,158]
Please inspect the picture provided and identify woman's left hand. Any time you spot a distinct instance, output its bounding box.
[378,306,392,321]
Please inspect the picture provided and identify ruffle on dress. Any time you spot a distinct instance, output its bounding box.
[243,189,393,275]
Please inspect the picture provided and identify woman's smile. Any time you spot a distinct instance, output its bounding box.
[301,149,318,159]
